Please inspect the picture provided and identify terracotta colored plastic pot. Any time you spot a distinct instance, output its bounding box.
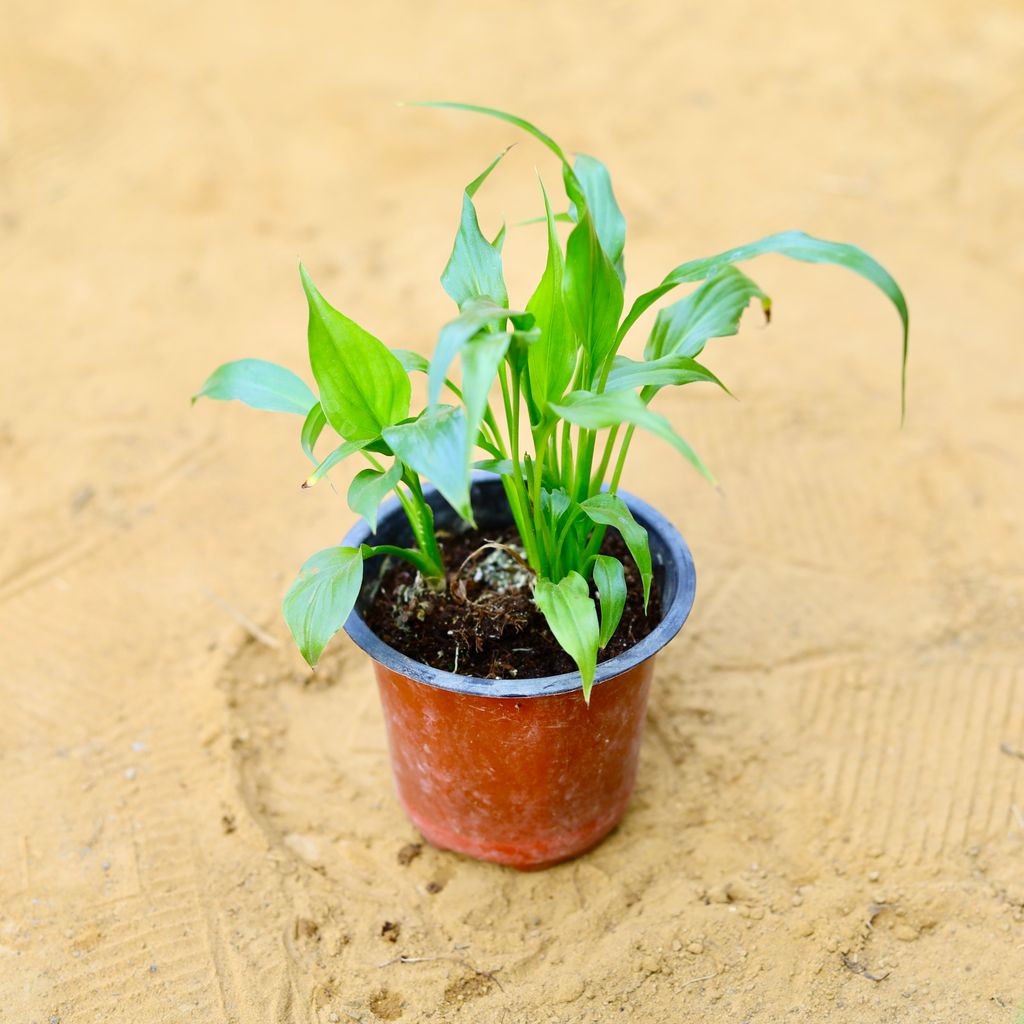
[342,476,696,870]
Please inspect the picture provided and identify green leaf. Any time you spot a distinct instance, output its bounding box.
[360,543,442,578]
[391,348,430,374]
[592,554,626,647]
[646,266,769,361]
[619,230,909,417]
[461,333,510,470]
[553,390,715,485]
[605,354,731,395]
[283,546,363,667]
[526,180,576,410]
[563,209,624,384]
[193,358,316,415]
[301,403,328,464]
[347,461,403,531]
[441,152,511,310]
[534,571,600,701]
[302,439,370,489]
[428,298,527,408]
[581,494,653,610]
[383,406,474,523]
[571,154,626,284]
[301,265,411,440]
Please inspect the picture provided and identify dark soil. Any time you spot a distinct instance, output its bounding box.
[363,525,662,679]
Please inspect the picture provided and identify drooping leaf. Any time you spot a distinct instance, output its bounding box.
[347,461,404,531]
[301,403,329,464]
[301,265,411,440]
[441,151,511,310]
[461,333,510,470]
[592,554,626,647]
[563,209,624,384]
[193,358,316,415]
[533,571,600,700]
[409,102,588,215]
[553,390,715,485]
[581,493,653,610]
[526,180,576,410]
[383,406,474,523]
[359,543,443,579]
[619,230,909,416]
[605,354,731,395]
[302,439,370,489]
[570,154,626,284]
[646,266,769,361]
[283,546,363,667]
[428,298,530,408]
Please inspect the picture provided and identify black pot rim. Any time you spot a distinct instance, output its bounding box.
[341,478,696,698]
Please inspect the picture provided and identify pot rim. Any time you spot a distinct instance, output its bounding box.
[341,477,696,698]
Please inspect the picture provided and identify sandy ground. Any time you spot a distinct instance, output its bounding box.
[1,1,1023,1021]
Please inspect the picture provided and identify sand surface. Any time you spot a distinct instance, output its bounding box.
[2,1,1023,1021]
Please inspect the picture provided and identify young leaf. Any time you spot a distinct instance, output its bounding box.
[441,151,511,310]
[581,493,653,609]
[347,461,404,531]
[592,554,627,647]
[646,265,769,361]
[302,439,370,489]
[283,546,363,667]
[605,354,731,395]
[391,348,430,374]
[301,403,328,464]
[382,406,474,523]
[534,571,600,701]
[193,358,316,415]
[526,180,575,410]
[552,390,715,485]
[301,265,411,440]
[571,154,626,284]
[428,298,527,409]
[563,210,624,384]
[619,230,909,416]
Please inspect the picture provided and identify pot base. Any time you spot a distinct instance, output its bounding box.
[402,790,633,870]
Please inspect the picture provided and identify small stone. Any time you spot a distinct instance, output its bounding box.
[397,842,423,866]
[282,832,321,866]
[687,942,704,955]
[671,939,682,952]
[124,767,137,781]
[894,924,919,942]
[148,964,158,973]
[867,870,880,882]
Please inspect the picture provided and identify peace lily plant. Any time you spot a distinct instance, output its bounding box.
[195,103,908,701]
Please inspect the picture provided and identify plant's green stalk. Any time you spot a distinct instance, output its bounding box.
[398,472,445,580]
[499,363,543,571]
[608,424,637,494]
[591,425,620,492]
[529,420,557,573]
[560,420,574,491]
[362,451,386,472]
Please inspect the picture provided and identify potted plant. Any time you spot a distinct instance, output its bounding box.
[195,103,908,870]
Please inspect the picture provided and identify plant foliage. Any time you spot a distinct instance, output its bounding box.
[196,104,909,700]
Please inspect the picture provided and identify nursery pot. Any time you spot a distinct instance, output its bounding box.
[342,476,696,870]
